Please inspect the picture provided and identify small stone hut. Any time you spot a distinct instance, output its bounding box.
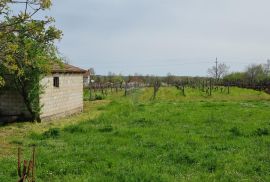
[0,63,86,121]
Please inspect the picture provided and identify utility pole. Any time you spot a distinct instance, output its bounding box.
[215,57,218,80]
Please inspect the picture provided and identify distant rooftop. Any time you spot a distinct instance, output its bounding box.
[52,63,86,74]
[83,69,95,77]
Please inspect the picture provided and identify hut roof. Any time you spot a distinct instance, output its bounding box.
[52,63,86,74]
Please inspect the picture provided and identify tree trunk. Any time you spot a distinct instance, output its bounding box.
[21,89,40,122]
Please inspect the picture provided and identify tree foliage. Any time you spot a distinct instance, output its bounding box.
[223,72,245,83]
[245,64,267,84]
[0,0,62,121]
[223,62,270,87]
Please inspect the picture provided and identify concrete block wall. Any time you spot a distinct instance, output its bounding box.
[40,73,84,119]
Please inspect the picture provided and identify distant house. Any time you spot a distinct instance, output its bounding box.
[83,69,95,87]
[0,63,86,121]
[127,76,145,87]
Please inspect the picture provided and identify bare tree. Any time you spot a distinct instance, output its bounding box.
[124,81,128,96]
[208,62,230,81]
[165,72,175,86]
[175,81,185,96]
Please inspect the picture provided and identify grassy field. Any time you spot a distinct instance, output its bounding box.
[1,87,270,181]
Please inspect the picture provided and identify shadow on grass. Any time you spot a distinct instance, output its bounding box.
[0,116,32,127]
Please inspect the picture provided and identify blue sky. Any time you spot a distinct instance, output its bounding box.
[44,0,270,76]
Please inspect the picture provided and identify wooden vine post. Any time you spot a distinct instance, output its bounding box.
[182,84,185,96]
[17,147,36,182]
[227,82,230,94]
[124,82,128,96]
[209,78,212,96]
[202,81,205,92]
[153,80,161,100]
[88,80,93,101]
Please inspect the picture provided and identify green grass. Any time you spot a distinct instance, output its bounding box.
[1,87,270,181]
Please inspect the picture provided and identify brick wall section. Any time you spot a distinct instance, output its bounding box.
[40,73,84,120]
[0,90,30,117]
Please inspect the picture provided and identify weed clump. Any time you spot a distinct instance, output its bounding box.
[64,125,88,133]
[167,149,197,165]
[97,106,106,111]
[43,128,61,139]
[131,117,154,127]
[29,128,61,140]
[95,94,105,100]
[253,128,269,136]
[201,153,218,173]
[229,127,242,136]
[205,112,224,123]
[99,125,113,133]
[29,132,44,140]
[9,139,23,145]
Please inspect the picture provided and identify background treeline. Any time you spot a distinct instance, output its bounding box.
[87,60,270,96]
[223,61,270,92]
[88,72,209,88]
